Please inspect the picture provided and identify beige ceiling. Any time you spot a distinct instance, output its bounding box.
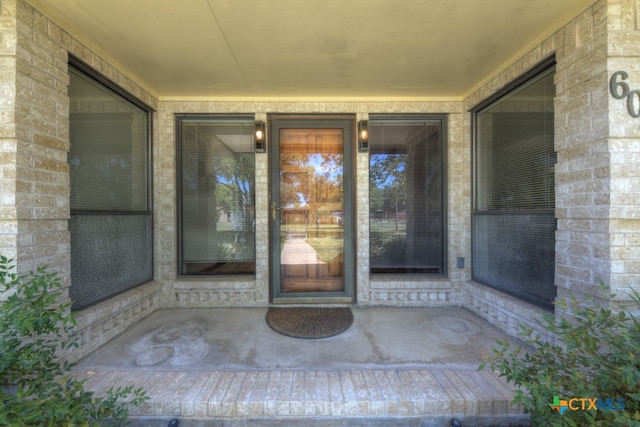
[28,0,594,100]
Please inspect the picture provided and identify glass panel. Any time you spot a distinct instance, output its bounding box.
[69,68,149,212]
[179,118,256,275]
[475,68,555,211]
[369,120,445,273]
[279,128,344,292]
[473,64,557,310]
[69,214,152,310]
[68,63,152,310]
[473,213,556,311]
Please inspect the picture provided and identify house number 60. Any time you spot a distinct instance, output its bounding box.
[610,70,640,118]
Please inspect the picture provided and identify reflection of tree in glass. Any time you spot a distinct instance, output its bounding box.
[280,153,312,208]
[316,153,343,182]
[313,153,343,202]
[215,153,254,233]
[279,152,344,208]
[370,154,406,230]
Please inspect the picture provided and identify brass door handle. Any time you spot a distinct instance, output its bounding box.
[271,202,282,220]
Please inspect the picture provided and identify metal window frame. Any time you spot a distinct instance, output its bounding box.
[470,56,558,312]
[175,113,257,277]
[367,113,449,276]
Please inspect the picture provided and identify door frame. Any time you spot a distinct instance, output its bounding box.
[268,114,356,304]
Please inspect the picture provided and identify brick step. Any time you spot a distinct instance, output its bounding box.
[79,367,529,426]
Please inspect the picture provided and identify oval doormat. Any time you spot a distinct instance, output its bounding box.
[266,307,353,339]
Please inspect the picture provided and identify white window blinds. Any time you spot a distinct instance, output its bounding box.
[178,117,256,275]
[369,117,445,274]
[473,64,557,310]
[69,68,149,212]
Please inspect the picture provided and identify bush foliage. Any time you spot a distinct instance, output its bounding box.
[480,286,640,426]
[0,256,148,426]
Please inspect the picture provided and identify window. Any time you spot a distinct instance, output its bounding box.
[369,115,446,274]
[68,57,153,310]
[177,115,256,275]
[472,61,556,310]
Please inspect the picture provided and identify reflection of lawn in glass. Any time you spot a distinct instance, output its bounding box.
[282,224,308,233]
[370,220,406,232]
[216,222,233,231]
[305,236,343,263]
[218,231,254,261]
[208,222,254,259]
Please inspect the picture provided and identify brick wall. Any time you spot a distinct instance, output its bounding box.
[15,2,71,276]
[0,0,18,262]
[554,0,611,309]
[607,0,640,307]
[1,0,71,276]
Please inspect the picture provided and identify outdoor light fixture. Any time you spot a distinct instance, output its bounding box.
[254,121,266,153]
[358,120,369,152]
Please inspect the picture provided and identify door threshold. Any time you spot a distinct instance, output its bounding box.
[272,296,353,304]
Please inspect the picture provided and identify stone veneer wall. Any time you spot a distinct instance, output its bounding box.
[156,102,468,308]
[1,0,163,359]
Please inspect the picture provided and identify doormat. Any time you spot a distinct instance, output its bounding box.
[265,307,353,339]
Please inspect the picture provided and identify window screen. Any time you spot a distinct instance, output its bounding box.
[473,63,557,310]
[68,61,153,310]
[177,116,256,275]
[369,116,446,274]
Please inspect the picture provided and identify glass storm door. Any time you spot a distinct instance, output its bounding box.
[270,118,354,303]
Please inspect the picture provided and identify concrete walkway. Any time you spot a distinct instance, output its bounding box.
[76,307,530,426]
[281,235,323,266]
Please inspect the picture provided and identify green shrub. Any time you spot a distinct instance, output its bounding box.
[0,256,148,426]
[480,286,640,426]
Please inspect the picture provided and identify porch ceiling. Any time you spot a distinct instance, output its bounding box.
[28,0,593,100]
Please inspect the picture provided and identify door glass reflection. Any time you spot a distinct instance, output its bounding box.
[279,128,345,293]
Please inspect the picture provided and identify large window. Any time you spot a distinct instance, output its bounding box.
[177,115,256,275]
[68,57,153,310]
[473,61,556,310]
[369,115,446,274]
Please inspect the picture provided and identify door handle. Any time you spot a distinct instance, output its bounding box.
[271,202,282,220]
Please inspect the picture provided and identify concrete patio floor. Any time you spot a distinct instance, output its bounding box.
[75,307,530,426]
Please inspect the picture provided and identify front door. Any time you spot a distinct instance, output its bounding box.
[269,117,355,303]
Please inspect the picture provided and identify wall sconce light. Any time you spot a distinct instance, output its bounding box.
[358,120,369,152]
[254,121,266,153]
